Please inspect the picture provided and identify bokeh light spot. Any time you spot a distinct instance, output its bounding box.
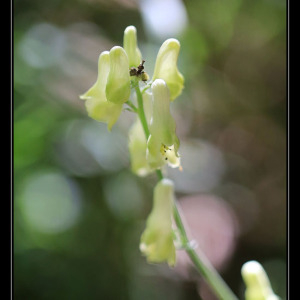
[168,139,226,193]
[103,172,144,220]
[140,0,188,40]
[20,171,82,234]
[174,194,239,278]
[19,23,66,69]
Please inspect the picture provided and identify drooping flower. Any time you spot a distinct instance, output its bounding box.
[152,38,184,101]
[80,51,123,131]
[146,79,180,170]
[140,178,176,266]
[241,261,280,300]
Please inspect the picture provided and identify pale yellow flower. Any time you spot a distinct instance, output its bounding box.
[140,178,176,266]
[146,79,180,170]
[152,38,184,101]
[241,261,280,300]
[80,51,123,131]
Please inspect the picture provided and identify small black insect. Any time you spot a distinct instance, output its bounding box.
[130,60,148,82]
[136,60,145,75]
[130,67,138,76]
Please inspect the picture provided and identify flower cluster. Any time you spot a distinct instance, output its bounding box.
[79,25,279,299]
[80,25,184,266]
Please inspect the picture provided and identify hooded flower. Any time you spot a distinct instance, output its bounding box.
[80,25,142,129]
[80,51,123,131]
[146,79,180,170]
[152,38,184,101]
[241,261,280,300]
[140,178,176,266]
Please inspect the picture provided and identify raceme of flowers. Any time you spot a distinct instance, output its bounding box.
[80,25,184,266]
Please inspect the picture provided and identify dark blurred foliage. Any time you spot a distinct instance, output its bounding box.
[14,0,286,299]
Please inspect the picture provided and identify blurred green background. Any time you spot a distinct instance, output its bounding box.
[14,0,286,299]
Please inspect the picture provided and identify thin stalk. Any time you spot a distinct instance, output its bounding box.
[135,83,239,300]
[141,83,152,94]
[173,202,239,300]
[134,84,150,138]
[125,100,138,113]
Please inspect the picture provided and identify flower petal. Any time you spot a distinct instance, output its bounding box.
[128,92,153,176]
[152,38,184,101]
[80,51,122,130]
[123,25,142,68]
[128,119,152,176]
[106,46,131,105]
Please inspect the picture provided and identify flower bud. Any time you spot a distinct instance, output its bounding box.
[241,261,280,300]
[123,25,142,68]
[140,178,176,266]
[152,38,184,101]
[146,79,180,169]
[80,51,123,130]
[106,46,131,104]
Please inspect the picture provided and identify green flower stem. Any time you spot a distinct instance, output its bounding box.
[173,202,239,300]
[125,100,138,113]
[141,83,152,94]
[155,169,164,181]
[135,83,239,300]
[134,84,150,138]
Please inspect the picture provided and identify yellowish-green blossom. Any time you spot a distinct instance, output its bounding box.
[140,178,176,266]
[123,25,142,68]
[152,38,184,101]
[146,79,180,170]
[105,46,131,105]
[128,92,153,176]
[241,261,280,300]
[80,51,123,131]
